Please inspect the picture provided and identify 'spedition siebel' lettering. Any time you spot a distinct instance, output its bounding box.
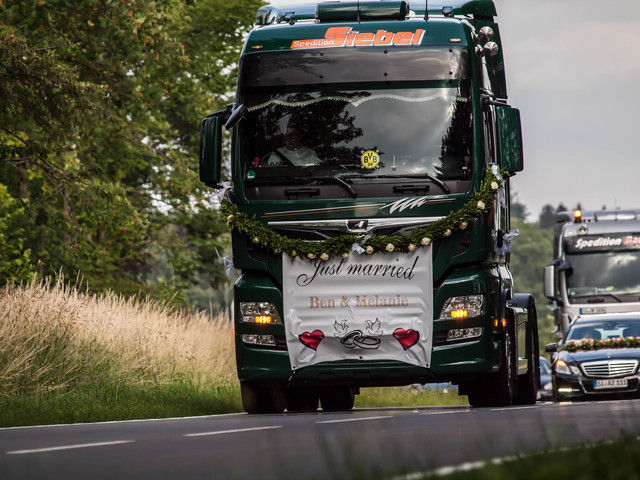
[575,236,622,250]
[291,27,425,49]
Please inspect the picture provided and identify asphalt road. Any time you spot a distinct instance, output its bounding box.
[2,400,640,479]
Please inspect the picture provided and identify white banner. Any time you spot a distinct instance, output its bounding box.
[283,248,433,371]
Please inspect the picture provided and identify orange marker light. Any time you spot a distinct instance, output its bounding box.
[255,315,272,324]
[574,210,582,223]
[451,309,468,319]
[501,318,507,328]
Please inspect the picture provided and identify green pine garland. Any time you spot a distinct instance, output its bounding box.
[220,168,506,260]
[560,337,640,352]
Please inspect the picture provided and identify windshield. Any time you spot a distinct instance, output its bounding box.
[238,81,473,196]
[565,250,640,301]
[565,319,640,342]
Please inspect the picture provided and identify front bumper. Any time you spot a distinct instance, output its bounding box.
[553,373,640,400]
[235,327,500,387]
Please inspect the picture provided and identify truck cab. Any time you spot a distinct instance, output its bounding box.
[545,209,640,334]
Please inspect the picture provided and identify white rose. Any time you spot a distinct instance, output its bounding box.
[320,253,329,261]
[366,246,374,254]
[385,243,395,252]
[226,215,234,223]
[252,237,260,244]
[477,201,485,210]
[308,253,316,259]
[459,221,468,230]
[491,181,499,190]
[421,237,431,246]
[408,244,417,252]
[444,229,452,237]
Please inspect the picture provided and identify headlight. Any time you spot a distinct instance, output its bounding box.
[555,360,581,376]
[439,294,484,319]
[240,301,282,324]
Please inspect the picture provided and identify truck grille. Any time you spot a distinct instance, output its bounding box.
[581,360,638,378]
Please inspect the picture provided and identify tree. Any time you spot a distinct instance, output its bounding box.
[509,217,556,346]
[511,199,528,221]
[0,0,260,307]
[538,204,556,229]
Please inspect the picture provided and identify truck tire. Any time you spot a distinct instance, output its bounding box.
[286,387,319,413]
[513,295,539,405]
[320,387,355,412]
[467,324,515,407]
[241,381,286,414]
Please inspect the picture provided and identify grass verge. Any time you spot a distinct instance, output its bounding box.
[0,382,242,428]
[406,435,640,480]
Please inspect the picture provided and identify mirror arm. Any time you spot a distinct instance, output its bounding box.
[481,93,510,108]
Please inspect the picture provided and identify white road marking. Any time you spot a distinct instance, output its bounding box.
[421,410,471,415]
[0,413,245,432]
[316,415,392,424]
[490,406,540,412]
[7,440,135,455]
[184,425,282,437]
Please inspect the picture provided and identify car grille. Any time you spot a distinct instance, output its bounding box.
[581,360,639,378]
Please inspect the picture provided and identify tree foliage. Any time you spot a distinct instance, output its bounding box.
[0,0,261,305]
[509,216,556,345]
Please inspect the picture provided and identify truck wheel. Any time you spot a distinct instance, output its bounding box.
[513,301,539,405]
[286,387,319,413]
[241,382,286,414]
[320,387,355,412]
[468,330,515,407]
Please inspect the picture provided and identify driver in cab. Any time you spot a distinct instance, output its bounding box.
[267,125,319,166]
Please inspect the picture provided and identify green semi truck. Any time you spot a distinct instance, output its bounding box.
[200,0,539,412]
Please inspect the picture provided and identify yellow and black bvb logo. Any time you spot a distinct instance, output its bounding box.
[361,150,380,169]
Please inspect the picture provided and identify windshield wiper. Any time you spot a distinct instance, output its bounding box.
[249,174,357,197]
[574,293,625,303]
[312,176,357,197]
[345,173,450,194]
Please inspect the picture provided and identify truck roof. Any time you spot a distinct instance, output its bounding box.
[559,210,640,238]
[256,0,497,26]
[557,210,640,224]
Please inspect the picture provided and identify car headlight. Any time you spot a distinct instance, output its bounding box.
[240,301,282,324]
[439,294,484,319]
[555,360,581,376]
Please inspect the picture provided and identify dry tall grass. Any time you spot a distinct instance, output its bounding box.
[0,277,237,396]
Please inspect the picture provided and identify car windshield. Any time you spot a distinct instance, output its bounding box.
[564,319,640,342]
[565,250,640,301]
[238,81,473,186]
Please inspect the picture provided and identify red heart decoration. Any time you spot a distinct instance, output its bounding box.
[393,328,419,350]
[299,330,325,350]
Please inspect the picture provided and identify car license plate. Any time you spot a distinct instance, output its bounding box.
[593,378,628,389]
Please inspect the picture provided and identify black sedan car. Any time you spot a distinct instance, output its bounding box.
[538,357,553,401]
[546,314,640,401]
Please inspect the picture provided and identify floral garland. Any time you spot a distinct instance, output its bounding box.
[560,337,640,352]
[220,168,506,260]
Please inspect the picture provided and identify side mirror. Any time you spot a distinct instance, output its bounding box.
[200,115,223,187]
[225,104,247,130]
[545,343,558,353]
[495,106,523,174]
[544,264,556,300]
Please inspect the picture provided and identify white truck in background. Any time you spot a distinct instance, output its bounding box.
[545,209,640,334]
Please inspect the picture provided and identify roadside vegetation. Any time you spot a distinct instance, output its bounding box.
[0,278,241,427]
[408,436,640,480]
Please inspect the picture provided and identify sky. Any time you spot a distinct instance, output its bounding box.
[497,0,640,220]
